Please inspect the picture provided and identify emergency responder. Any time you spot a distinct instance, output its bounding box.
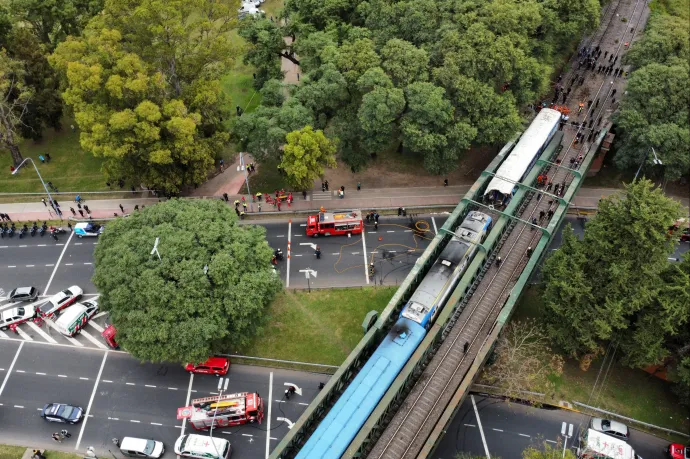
[527,246,533,257]
[495,256,502,267]
[315,246,321,259]
[369,262,375,276]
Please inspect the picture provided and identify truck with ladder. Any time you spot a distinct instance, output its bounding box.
[177,393,264,431]
[306,209,363,237]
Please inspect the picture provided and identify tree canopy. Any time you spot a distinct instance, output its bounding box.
[280,125,337,190]
[50,0,239,193]
[614,8,690,180]
[0,49,33,166]
[238,0,599,174]
[541,180,683,360]
[92,199,282,363]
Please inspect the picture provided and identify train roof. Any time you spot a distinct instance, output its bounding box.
[484,108,560,198]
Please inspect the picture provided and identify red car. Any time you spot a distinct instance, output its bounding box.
[185,357,230,376]
[669,444,689,459]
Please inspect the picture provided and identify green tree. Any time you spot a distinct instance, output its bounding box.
[542,180,682,358]
[260,79,285,107]
[357,86,405,154]
[1,28,63,140]
[239,17,294,88]
[51,0,237,193]
[0,49,33,166]
[9,0,105,48]
[92,199,282,363]
[380,39,428,87]
[280,125,337,190]
[400,82,476,174]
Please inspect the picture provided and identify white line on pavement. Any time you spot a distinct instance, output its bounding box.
[0,342,23,397]
[16,370,25,373]
[26,265,34,267]
[88,321,104,333]
[181,373,194,434]
[79,377,89,380]
[102,380,113,383]
[44,230,74,295]
[74,243,82,246]
[276,235,285,238]
[168,387,178,390]
[36,372,46,375]
[58,374,67,378]
[65,263,73,266]
[0,331,7,339]
[15,327,32,341]
[519,433,531,438]
[79,329,108,349]
[45,264,54,267]
[131,420,141,423]
[76,351,108,450]
[14,405,24,408]
[151,422,162,426]
[126,382,135,385]
[83,262,92,265]
[492,428,503,432]
[546,440,557,444]
[145,385,156,388]
[242,434,253,437]
[472,395,491,459]
[331,252,339,255]
[265,371,273,459]
[92,311,108,320]
[26,321,57,343]
[362,226,369,285]
[43,318,83,346]
[464,424,476,427]
[432,217,438,235]
[286,221,292,288]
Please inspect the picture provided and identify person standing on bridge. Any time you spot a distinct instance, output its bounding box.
[527,247,533,257]
[463,342,469,353]
[495,256,502,268]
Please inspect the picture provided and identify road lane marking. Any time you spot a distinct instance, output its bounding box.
[16,370,25,373]
[65,263,73,266]
[102,380,113,383]
[472,395,491,459]
[74,243,82,246]
[14,405,24,408]
[88,321,104,333]
[7,266,16,268]
[464,424,476,427]
[130,420,141,423]
[0,342,23,397]
[519,433,531,438]
[181,373,194,434]
[546,440,557,444]
[79,329,108,349]
[151,422,162,426]
[331,252,339,255]
[25,321,57,343]
[44,230,74,295]
[265,371,273,459]
[36,372,46,375]
[45,264,54,267]
[43,319,83,346]
[387,230,395,233]
[92,311,108,320]
[58,374,67,378]
[168,387,178,390]
[26,265,35,267]
[298,402,309,406]
[15,327,32,341]
[432,217,438,235]
[492,428,503,432]
[145,385,157,388]
[362,226,369,285]
[276,235,285,237]
[37,245,46,247]
[75,351,108,450]
[83,262,92,265]
[286,221,292,288]
[126,382,135,385]
[242,434,253,437]
[80,377,89,380]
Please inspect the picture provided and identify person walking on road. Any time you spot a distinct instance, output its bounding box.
[78,209,84,218]
[119,204,124,213]
[41,198,47,206]
[84,205,90,214]
[70,207,76,216]
[60,429,71,439]
[52,433,61,443]
[443,178,448,187]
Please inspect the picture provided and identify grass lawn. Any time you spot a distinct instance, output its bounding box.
[514,286,690,433]
[240,157,289,194]
[0,445,80,459]
[240,287,396,366]
[0,123,106,195]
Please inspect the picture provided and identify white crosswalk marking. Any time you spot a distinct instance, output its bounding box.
[25,321,57,344]
[0,330,9,339]
[311,191,332,201]
[43,318,83,346]
[79,329,107,349]
[88,321,104,333]
[15,327,32,341]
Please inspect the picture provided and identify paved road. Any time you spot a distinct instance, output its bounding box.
[0,341,329,458]
[433,394,670,459]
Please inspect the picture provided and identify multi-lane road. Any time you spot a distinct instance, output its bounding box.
[434,394,671,459]
[0,341,329,457]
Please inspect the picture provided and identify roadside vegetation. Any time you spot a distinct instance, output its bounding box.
[0,445,80,459]
[240,287,396,365]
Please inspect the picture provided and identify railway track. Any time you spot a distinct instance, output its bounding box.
[365,0,650,456]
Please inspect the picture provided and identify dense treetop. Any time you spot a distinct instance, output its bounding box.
[238,0,600,173]
[92,199,282,363]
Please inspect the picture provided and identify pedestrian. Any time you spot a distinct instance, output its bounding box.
[443,178,448,187]
[463,341,469,353]
[496,256,502,267]
[242,202,247,211]
[357,182,361,191]
[604,51,608,58]
[597,117,602,126]
[235,207,240,216]
[531,217,537,226]
[321,182,325,192]
[46,153,51,162]
[114,213,118,218]
[277,201,281,211]
[84,205,90,214]
[595,98,599,108]
[374,221,378,230]
[61,429,71,438]
[56,207,62,217]
[39,155,45,163]
[41,198,47,206]
[78,209,84,218]
[546,181,553,192]
[52,433,61,443]
[611,88,617,97]
[119,204,124,213]
[527,246,533,257]
[53,199,59,208]
[611,97,616,105]
[258,203,262,212]
[223,193,229,202]
[547,209,554,219]
[324,180,329,191]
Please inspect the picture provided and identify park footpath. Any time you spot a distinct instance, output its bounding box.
[1,185,688,223]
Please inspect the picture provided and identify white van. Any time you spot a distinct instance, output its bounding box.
[119,437,164,458]
[174,434,231,459]
[54,301,99,337]
[579,429,641,459]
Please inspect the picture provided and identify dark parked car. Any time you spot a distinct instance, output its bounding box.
[40,403,84,424]
[8,286,38,303]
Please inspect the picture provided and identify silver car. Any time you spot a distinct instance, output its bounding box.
[590,418,629,440]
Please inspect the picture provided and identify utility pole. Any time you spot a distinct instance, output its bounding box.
[12,157,62,220]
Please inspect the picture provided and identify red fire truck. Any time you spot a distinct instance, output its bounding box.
[306,210,363,237]
[177,393,264,430]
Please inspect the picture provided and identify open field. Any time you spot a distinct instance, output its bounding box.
[240,287,396,366]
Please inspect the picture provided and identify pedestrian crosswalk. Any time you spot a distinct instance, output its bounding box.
[0,315,110,350]
[311,191,333,201]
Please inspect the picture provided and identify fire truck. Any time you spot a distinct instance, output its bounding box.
[306,210,363,237]
[177,393,264,430]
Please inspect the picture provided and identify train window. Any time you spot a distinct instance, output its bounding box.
[441,260,451,267]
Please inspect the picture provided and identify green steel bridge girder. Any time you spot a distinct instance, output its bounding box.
[479,169,569,207]
[536,158,584,180]
[460,198,552,238]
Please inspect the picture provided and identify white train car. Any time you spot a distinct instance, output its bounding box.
[484,108,561,205]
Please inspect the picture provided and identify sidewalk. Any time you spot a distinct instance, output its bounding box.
[1,186,687,222]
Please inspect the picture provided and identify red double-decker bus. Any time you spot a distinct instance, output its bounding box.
[306,210,363,237]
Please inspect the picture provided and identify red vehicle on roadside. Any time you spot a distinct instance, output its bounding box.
[101,324,119,349]
[669,444,689,459]
[306,210,363,237]
[185,357,230,376]
[177,392,264,430]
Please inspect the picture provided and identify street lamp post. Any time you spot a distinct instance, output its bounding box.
[12,157,62,220]
[209,377,230,458]
[634,147,662,182]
